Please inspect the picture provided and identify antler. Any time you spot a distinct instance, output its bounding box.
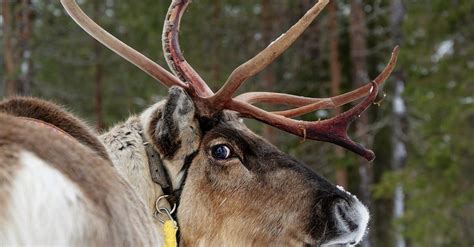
[62,0,399,161]
[228,82,380,161]
[163,0,213,97]
[236,47,399,118]
[60,0,187,89]
[210,0,330,107]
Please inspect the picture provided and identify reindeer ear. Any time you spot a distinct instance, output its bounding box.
[148,86,200,159]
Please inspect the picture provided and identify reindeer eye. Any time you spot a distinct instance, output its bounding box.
[211,145,232,160]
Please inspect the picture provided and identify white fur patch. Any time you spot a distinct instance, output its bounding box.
[0,151,88,245]
[323,199,370,246]
[353,200,370,244]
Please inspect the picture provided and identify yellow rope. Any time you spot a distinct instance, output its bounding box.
[163,220,178,247]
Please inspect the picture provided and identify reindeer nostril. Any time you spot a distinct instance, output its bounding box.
[335,201,359,232]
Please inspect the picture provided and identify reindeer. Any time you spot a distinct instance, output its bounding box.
[0,97,160,246]
[0,0,398,246]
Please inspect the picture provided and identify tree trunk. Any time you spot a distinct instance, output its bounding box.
[261,0,276,142]
[349,1,373,246]
[93,0,104,130]
[328,1,347,188]
[299,0,321,73]
[18,0,33,95]
[2,0,32,97]
[211,0,221,84]
[390,0,407,246]
[2,0,18,97]
[94,42,104,130]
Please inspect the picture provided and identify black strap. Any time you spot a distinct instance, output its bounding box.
[139,129,173,196]
[140,128,181,208]
[144,141,171,191]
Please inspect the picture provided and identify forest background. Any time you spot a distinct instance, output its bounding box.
[1,0,473,246]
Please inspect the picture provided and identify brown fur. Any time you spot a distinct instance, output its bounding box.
[0,97,110,161]
[0,111,157,245]
[177,118,319,245]
[0,91,367,246]
[141,88,365,246]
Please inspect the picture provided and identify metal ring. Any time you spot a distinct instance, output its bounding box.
[156,207,176,224]
[155,195,176,215]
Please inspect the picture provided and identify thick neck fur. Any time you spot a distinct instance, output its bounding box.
[99,101,175,222]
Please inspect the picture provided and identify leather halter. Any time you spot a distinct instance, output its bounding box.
[143,135,171,191]
[139,130,181,209]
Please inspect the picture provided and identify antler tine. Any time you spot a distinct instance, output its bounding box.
[229,82,380,161]
[236,92,321,106]
[236,46,399,117]
[163,0,214,97]
[211,0,330,107]
[60,0,186,88]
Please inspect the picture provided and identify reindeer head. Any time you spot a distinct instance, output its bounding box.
[62,0,398,245]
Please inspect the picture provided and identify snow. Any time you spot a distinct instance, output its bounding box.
[393,97,405,114]
[394,142,407,161]
[315,109,329,119]
[393,81,406,114]
[394,185,406,247]
[341,5,350,16]
[254,32,262,41]
[460,97,474,105]
[21,51,31,75]
[432,40,454,62]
